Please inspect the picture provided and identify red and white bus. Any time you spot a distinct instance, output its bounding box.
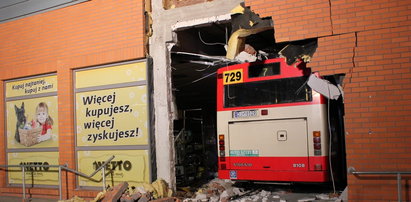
[216,58,330,182]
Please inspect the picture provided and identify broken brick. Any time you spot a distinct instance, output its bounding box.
[102,182,129,202]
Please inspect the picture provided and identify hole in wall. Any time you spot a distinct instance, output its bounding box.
[170,15,347,191]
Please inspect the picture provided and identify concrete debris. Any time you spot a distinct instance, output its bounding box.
[85,179,342,202]
[81,179,173,202]
[235,44,258,62]
[297,198,316,202]
[339,187,348,201]
[316,194,330,200]
[230,189,342,202]
[181,179,236,202]
[235,51,257,62]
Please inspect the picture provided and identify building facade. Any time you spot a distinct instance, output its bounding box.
[0,0,149,199]
[0,0,410,201]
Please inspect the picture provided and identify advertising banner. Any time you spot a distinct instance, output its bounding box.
[7,152,59,185]
[5,75,57,98]
[75,61,152,185]
[75,62,147,89]
[75,86,148,146]
[77,150,149,187]
[6,96,59,149]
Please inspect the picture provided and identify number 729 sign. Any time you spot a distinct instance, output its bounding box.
[223,69,243,85]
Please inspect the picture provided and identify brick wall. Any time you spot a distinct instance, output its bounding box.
[0,0,145,199]
[163,0,213,10]
[247,0,332,42]
[246,0,411,201]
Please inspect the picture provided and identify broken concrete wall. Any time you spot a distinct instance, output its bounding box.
[150,0,242,190]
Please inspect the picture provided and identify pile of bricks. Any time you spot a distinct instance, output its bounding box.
[97,180,175,202]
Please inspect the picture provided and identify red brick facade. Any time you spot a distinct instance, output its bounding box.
[246,0,411,201]
[0,0,145,199]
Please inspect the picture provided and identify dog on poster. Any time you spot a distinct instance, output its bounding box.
[14,102,26,143]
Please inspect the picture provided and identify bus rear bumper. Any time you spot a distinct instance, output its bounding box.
[218,169,329,182]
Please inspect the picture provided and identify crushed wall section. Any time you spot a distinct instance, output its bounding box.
[245,0,411,201]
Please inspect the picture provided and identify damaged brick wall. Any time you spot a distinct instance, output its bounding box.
[0,0,145,199]
[246,0,332,42]
[246,0,411,201]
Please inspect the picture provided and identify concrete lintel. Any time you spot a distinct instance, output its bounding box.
[171,13,232,31]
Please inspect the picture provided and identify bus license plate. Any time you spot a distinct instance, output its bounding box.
[233,110,257,118]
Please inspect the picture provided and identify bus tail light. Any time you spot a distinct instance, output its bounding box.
[313,131,321,156]
[221,164,226,170]
[219,134,225,157]
[219,134,227,168]
[261,109,268,115]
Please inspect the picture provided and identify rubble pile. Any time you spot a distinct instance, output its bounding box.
[230,191,341,202]
[182,179,241,202]
[60,179,343,202]
[178,179,342,202]
[58,179,175,202]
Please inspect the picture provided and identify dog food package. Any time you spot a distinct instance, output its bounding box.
[19,127,42,147]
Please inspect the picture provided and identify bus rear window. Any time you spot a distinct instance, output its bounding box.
[248,62,280,78]
[224,77,312,108]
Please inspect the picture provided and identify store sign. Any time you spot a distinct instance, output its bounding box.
[77,150,149,187]
[75,86,148,146]
[7,152,59,185]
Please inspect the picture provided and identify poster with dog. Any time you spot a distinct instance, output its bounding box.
[6,96,59,148]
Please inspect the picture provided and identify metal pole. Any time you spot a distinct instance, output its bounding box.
[22,166,26,200]
[59,166,62,201]
[397,173,401,202]
[102,167,106,191]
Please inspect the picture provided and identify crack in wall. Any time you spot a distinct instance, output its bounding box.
[344,32,358,89]
[328,0,334,35]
